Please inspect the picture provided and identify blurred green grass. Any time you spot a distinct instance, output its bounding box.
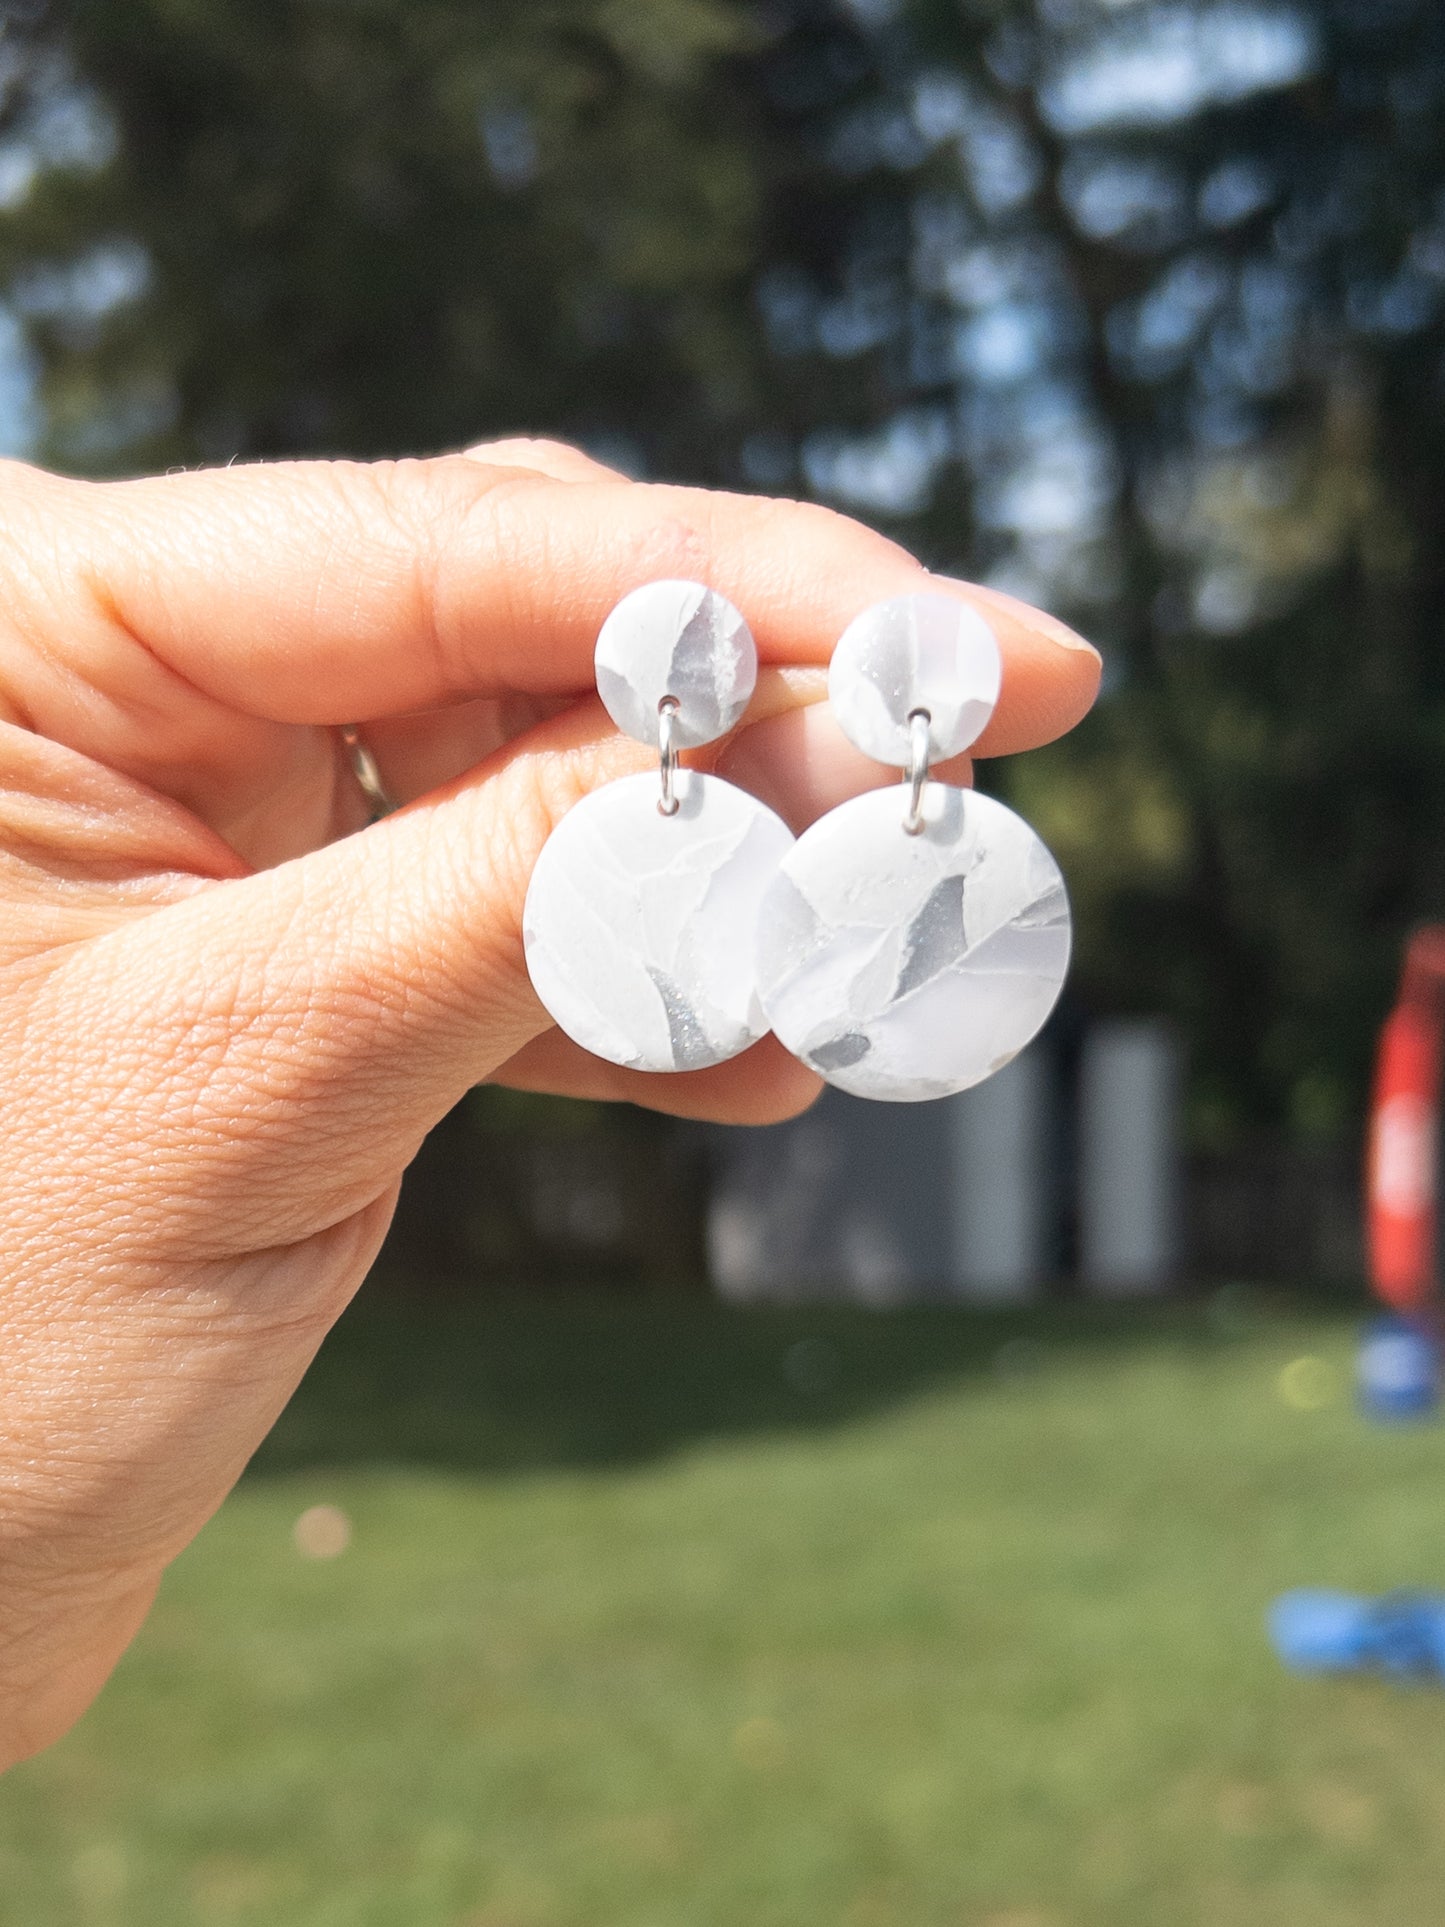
[5,1289,1445,1927]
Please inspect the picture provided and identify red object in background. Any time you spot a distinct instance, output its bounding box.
[1367,928,1445,1311]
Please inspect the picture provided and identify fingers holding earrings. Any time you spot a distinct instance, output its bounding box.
[519,580,1073,1110]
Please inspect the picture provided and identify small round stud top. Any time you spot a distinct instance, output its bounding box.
[595,581,757,750]
[828,592,1002,767]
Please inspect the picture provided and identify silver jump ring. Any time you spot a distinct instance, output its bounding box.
[904,708,931,835]
[658,698,681,817]
[338,725,399,822]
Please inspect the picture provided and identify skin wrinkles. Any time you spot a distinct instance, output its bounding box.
[0,444,1099,1770]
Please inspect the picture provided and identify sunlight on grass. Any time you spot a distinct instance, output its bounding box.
[3,1292,1444,1926]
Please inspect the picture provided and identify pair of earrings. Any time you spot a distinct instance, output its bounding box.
[522,581,1071,1103]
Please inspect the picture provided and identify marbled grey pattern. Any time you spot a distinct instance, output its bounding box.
[595,581,757,749]
[756,784,1070,1102]
[523,770,794,1073]
[829,593,1002,766]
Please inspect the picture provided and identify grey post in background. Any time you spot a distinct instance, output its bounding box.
[1079,1018,1182,1295]
[945,1050,1052,1301]
[708,1090,957,1303]
[707,1044,1057,1304]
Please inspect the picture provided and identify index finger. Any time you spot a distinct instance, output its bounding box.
[41,454,1100,755]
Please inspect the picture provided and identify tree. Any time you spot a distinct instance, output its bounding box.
[0,0,881,477]
[4,0,1445,1149]
[761,0,1445,1145]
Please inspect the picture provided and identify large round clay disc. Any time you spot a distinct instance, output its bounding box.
[756,784,1070,1101]
[524,770,794,1072]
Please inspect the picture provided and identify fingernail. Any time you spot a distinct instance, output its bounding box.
[931,576,1101,659]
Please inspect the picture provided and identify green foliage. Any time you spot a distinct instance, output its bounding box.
[798,0,1445,1142]
[0,1,875,474]
[4,1,1445,1139]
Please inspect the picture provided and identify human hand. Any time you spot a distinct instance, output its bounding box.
[0,439,1098,1766]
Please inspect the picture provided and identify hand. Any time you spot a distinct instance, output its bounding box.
[0,439,1099,1767]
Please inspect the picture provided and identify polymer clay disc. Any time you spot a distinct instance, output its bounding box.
[523,769,794,1073]
[756,783,1071,1102]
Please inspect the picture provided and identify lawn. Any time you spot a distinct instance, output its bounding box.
[4,1286,1445,1927]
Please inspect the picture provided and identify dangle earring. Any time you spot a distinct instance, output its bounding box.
[523,581,795,1072]
[755,593,1072,1102]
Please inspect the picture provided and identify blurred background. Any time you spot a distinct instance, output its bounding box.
[3,2,1445,1923]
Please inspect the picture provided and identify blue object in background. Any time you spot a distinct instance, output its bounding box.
[1356,1314,1440,1421]
[1271,1591,1445,1680]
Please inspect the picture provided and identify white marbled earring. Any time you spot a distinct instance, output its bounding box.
[755,592,1072,1102]
[523,581,795,1073]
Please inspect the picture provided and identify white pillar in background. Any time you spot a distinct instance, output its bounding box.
[945,1048,1050,1302]
[1079,1018,1182,1295]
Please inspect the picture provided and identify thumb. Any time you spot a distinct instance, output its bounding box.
[34,696,810,1262]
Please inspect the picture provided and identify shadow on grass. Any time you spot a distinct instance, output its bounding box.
[246,1277,1365,1482]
